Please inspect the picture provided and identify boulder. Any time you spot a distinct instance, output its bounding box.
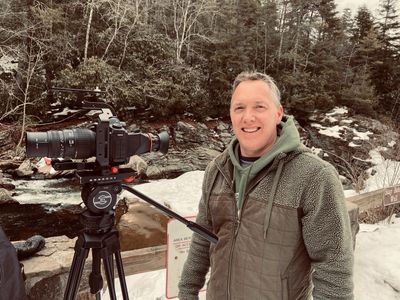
[0,187,17,204]
[15,159,34,178]
[22,236,76,299]
[0,178,15,190]
[119,155,148,176]
[0,202,83,241]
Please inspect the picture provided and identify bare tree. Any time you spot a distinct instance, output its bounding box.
[16,43,44,149]
[169,0,217,63]
[84,0,96,65]
[324,150,368,193]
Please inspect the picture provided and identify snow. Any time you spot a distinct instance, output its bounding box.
[349,141,361,147]
[0,54,17,73]
[351,128,373,141]
[120,171,203,217]
[318,125,346,139]
[326,106,348,116]
[354,220,400,299]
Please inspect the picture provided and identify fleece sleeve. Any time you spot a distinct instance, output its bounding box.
[301,165,354,300]
[178,165,213,300]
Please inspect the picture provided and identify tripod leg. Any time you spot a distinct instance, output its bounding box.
[89,249,103,295]
[63,244,90,300]
[103,255,118,300]
[115,251,129,300]
[108,253,115,281]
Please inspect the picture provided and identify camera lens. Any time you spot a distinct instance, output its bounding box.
[26,129,96,159]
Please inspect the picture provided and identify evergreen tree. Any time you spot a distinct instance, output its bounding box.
[371,0,400,119]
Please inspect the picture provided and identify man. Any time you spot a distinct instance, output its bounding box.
[178,71,354,299]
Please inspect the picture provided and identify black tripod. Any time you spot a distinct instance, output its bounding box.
[63,175,130,300]
[62,168,218,300]
[64,211,128,300]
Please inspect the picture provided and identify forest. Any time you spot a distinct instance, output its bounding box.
[0,0,399,127]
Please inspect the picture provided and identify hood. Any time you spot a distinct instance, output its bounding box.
[228,114,301,175]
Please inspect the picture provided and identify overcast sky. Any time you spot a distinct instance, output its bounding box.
[335,0,381,15]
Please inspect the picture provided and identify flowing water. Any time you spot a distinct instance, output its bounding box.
[12,178,82,205]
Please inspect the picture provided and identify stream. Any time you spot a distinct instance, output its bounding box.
[12,178,82,205]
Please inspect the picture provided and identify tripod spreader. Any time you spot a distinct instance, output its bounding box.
[121,184,218,244]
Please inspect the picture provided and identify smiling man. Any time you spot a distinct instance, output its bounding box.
[178,71,354,300]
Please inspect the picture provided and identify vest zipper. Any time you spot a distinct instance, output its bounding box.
[227,202,240,300]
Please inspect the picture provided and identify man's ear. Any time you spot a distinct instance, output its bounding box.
[276,105,284,124]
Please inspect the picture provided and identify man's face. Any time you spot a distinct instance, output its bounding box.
[230,80,283,157]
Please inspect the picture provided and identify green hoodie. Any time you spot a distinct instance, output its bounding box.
[228,115,300,211]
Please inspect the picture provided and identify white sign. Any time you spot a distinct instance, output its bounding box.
[166,216,208,299]
[383,185,400,206]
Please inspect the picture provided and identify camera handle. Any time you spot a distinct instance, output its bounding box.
[63,169,218,300]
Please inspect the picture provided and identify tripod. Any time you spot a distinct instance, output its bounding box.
[62,168,218,300]
[63,181,129,300]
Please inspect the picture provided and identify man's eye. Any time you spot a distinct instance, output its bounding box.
[255,105,266,110]
[235,107,244,111]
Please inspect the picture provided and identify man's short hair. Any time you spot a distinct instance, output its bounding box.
[232,71,281,107]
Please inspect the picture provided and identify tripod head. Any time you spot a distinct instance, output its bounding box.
[76,167,136,234]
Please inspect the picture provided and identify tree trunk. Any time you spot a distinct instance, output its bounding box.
[84,0,94,65]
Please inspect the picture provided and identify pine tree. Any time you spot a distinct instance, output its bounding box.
[371,0,400,119]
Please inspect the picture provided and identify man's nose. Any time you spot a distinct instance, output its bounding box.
[242,109,255,122]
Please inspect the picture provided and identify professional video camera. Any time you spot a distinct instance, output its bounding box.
[24,87,217,300]
[25,87,169,171]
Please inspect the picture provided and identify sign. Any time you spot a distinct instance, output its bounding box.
[166,217,208,299]
[383,185,400,207]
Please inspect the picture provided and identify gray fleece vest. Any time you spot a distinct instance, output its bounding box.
[205,155,312,300]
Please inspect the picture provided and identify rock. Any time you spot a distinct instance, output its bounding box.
[0,160,21,171]
[144,146,221,179]
[216,121,230,131]
[176,121,196,133]
[119,155,148,176]
[15,159,34,178]
[34,158,76,179]
[13,235,46,260]
[22,235,76,299]
[0,187,17,204]
[0,178,15,190]
[0,202,83,241]
[117,198,169,251]
[145,165,164,179]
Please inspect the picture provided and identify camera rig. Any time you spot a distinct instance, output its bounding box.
[24,87,217,300]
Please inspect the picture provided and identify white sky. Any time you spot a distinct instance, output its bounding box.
[336,0,381,14]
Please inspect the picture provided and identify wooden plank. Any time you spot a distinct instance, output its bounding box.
[120,245,166,276]
[346,189,384,212]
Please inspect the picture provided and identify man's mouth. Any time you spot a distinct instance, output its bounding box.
[242,127,260,133]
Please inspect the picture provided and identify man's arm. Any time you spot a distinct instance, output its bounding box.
[301,165,354,300]
[178,165,214,300]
